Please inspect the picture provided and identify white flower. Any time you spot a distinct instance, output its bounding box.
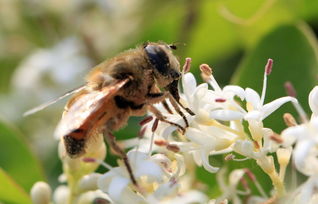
[179,125,236,173]
[97,150,169,203]
[77,173,102,193]
[53,185,69,204]
[148,69,239,173]
[157,190,208,204]
[281,86,318,176]
[77,190,112,204]
[282,117,318,176]
[59,133,106,178]
[13,37,91,93]
[216,169,247,204]
[285,175,318,204]
[309,86,318,118]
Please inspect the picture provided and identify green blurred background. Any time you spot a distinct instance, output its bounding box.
[1,0,318,203]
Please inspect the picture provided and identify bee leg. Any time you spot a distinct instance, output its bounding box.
[103,131,138,187]
[177,102,195,116]
[148,104,186,134]
[166,93,189,128]
[165,80,195,116]
[146,92,167,104]
[161,99,173,114]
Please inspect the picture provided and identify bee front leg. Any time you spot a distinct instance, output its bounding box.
[148,104,186,134]
[103,131,138,187]
[166,93,190,128]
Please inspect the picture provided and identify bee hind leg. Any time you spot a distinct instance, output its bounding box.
[103,131,138,187]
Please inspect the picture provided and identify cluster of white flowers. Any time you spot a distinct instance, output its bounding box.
[31,58,318,204]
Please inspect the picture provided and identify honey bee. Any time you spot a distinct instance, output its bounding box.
[25,42,194,186]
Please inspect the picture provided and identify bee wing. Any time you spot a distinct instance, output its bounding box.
[54,79,128,140]
[23,85,86,117]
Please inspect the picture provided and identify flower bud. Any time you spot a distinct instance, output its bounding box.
[53,185,69,204]
[30,181,51,204]
[78,173,102,193]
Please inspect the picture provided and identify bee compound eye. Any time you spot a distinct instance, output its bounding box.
[144,45,170,76]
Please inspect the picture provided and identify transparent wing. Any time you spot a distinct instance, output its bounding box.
[23,85,86,117]
[54,79,128,139]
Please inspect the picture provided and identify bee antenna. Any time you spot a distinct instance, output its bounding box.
[169,42,186,50]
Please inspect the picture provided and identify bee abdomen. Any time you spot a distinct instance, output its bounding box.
[64,129,86,157]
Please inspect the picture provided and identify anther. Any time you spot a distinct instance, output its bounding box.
[284,81,297,97]
[152,118,159,132]
[244,168,256,182]
[265,59,273,75]
[215,98,226,103]
[154,140,168,146]
[283,113,297,127]
[183,58,192,73]
[270,133,283,144]
[166,144,180,153]
[138,127,147,139]
[200,64,213,79]
[139,116,153,126]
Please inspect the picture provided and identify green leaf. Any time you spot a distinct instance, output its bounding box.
[0,120,46,191]
[232,23,318,131]
[0,168,32,204]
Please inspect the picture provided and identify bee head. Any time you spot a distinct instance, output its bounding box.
[144,42,181,87]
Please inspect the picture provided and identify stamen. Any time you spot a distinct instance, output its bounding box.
[284,81,296,97]
[265,58,273,75]
[154,139,168,146]
[82,157,96,163]
[166,144,180,153]
[260,59,273,106]
[182,58,192,73]
[93,198,111,204]
[200,64,212,76]
[138,127,147,139]
[244,168,268,198]
[200,64,222,92]
[283,113,297,127]
[139,116,153,126]
[152,119,159,132]
[240,177,249,190]
[215,98,226,103]
[82,157,113,170]
[148,119,159,156]
[224,154,249,161]
[244,168,256,181]
[253,141,260,149]
[269,133,283,144]
[284,83,308,123]
[224,154,234,161]
[169,177,178,187]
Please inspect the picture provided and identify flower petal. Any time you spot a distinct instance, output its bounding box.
[135,160,164,182]
[182,73,197,97]
[108,176,130,201]
[294,140,318,176]
[210,110,244,121]
[309,86,318,117]
[245,88,261,109]
[281,125,306,147]
[223,85,245,100]
[201,150,219,173]
[229,169,245,186]
[261,96,296,120]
